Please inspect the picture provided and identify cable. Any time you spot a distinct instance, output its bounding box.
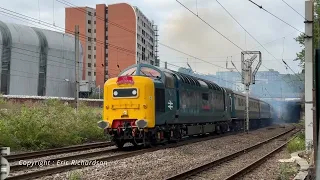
[0,7,137,55]
[165,61,242,88]
[247,0,305,34]
[0,2,302,93]
[57,0,233,72]
[281,0,306,20]
[215,0,303,82]
[0,3,234,76]
[159,43,227,70]
[175,0,302,90]
[176,0,244,51]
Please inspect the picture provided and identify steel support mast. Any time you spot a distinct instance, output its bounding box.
[241,51,262,133]
[304,0,314,152]
[74,25,80,111]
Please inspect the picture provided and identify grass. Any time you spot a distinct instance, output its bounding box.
[0,97,108,151]
[287,132,305,153]
[277,163,298,180]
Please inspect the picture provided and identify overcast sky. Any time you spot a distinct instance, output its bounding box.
[0,0,305,75]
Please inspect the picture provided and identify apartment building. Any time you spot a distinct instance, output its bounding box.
[65,3,159,89]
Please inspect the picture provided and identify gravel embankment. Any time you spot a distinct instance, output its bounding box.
[241,149,298,180]
[8,146,124,177]
[10,145,117,166]
[31,124,294,180]
[189,129,297,179]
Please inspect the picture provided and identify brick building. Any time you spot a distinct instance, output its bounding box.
[65,3,159,89]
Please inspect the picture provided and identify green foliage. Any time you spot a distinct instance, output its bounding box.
[68,171,82,180]
[287,132,305,153]
[0,99,108,151]
[295,0,320,72]
[277,163,297,180]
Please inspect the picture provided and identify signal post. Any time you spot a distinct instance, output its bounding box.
[241,51,262,133]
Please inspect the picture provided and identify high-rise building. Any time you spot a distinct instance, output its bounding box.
[65,3,159,89]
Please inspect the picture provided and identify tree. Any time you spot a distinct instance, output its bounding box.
[294,0,320,73]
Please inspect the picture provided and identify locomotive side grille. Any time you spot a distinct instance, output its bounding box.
[155,88,165,112]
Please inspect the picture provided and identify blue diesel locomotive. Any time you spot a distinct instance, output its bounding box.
[98,63,274,148]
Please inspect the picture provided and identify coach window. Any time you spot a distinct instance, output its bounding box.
[164,72,175,88]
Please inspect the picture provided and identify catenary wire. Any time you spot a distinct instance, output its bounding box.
[281,0,306,20]
[215,0,302,81]
[0,2,301,96]
[175,0,302,89]
[247,0,305,34]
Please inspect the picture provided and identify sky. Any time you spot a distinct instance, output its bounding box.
[0,0,305,75]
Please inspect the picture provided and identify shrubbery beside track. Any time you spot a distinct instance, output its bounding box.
[0,97,107,151]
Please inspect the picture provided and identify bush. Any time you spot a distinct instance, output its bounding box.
[277,163,297,180]
[287,132,305,153]
[0,98,108,151]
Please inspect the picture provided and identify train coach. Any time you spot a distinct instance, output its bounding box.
[97,63,274,148]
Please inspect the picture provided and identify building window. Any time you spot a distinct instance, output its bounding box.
[94,46,96,50]
[88,37,91,42]
[88,63,91,67]
[106,54,108,57]
[88,54,91,59]
[94,21,96,24]
[106,45,108,49]
[94,38,96,42]
[88,11,92,16]
[94,72,96,76]
[94,29,96,33]
[88,71,91,76]
[94,12,96,16]
[88,46,91,50]
[88,29,91,33]
[94,55,96,59]
[106,36,108,40]
[94,63,96,67]
[88,20,91,24]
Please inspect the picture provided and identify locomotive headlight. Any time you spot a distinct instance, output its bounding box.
[113,91,118,96]
[135,119,147,129]
[132,90,137,95]
[97,120,109,129]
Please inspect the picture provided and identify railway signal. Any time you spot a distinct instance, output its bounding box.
[241,51,262,133]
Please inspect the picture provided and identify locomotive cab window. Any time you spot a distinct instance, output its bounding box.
[140,67,161,79]
[119,67,137,76]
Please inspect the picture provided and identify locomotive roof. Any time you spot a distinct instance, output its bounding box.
[158,67,224,91]
[119,63,269,104]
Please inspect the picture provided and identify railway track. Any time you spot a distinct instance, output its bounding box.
[5,142,114,162]
[6,129,243,180]
[166,125,300,180]
[6,124,291,180]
